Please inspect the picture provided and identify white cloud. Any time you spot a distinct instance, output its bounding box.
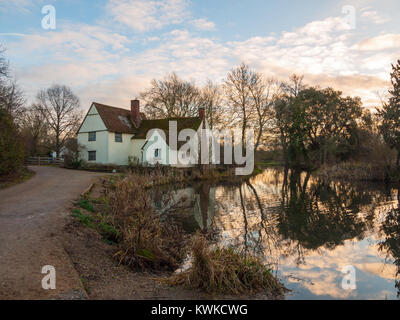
[355,34,400,51]
[360,9,390,25]
[0,0,41,13]
[4,11,397,109]
[278,16,352,46]
[190,18,216,31]
[107,0,189,32]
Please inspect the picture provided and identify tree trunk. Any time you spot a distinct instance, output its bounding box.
[397,152,400,168]
[56,134,60,158]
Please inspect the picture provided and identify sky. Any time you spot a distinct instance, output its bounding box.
[0,0,399,110]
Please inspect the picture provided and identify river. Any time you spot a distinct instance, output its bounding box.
[152,168,400,300]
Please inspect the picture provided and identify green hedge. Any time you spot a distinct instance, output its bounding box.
[0,109,25,176]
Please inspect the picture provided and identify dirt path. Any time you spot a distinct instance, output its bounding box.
[0,166,106,300]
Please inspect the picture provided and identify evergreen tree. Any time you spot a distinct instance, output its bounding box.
[380,60,400,166]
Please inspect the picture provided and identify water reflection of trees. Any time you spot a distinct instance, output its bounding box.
[379,186,400,297]
[278,170,370,252]
[154,168,400,294]
[216,169,389,267]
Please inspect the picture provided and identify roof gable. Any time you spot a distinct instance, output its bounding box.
[94,102,136,134]
[77,104,107,133]
[79,102,202,138]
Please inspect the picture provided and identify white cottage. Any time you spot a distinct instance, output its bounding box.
[77,100,209,166]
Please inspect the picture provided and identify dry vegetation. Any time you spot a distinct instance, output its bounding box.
[316,162,390,182]
[106,174,188,271]
[0,168,35,189]
[167,235,288,297]
[70,168,287,297]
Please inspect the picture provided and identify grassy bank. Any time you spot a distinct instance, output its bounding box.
[315,162,400,182]
[0,167,35,189]
[70,167,287,298]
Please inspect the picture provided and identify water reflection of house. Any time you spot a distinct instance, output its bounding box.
[193,184,216,231]
[152,183,216,233]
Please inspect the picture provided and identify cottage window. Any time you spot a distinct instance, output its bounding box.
[88,132,96,142]
[155,149,161,159]
[115,133,123,143]
[88,151,96,161]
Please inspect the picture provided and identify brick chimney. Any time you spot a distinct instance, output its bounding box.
[131,99,141,128]
[199,107,206,129]
[199,107,206,120]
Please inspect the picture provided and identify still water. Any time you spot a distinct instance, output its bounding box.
[152,168,400,300]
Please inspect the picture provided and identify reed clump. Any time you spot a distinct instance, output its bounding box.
[106,174,187,271]
[168,235,287,296]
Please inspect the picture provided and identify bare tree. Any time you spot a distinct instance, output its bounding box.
[199,80,224,129]
[248,74,280,151]
[20,104,51,156]
[36,85,82,157]
[0,81,26,122]
[281,74,305,97]
[224,63,277,151]
[0,45,26,122]
[223,63,255,148]
[140,73,201,119]
[0,45,9,79]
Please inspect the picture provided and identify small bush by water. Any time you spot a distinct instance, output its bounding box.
[168,235,288,296]
[107,174,188,271]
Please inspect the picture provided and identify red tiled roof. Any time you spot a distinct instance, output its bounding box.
[88,103,202,140]
[93,102,146,134]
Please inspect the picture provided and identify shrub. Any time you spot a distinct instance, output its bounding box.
[168,235,288,296]
[78,197,96,212]
[71,209,95,228]
[108,174,187,271]
[0,109,25,176]
[97,221,119,244]
[71,207,119,244]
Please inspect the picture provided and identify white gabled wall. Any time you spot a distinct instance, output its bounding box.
[78,131,109,164]
[77,104,109,164]
[108,132,134,165]
[79,104,107,132]
[131,139,146,164]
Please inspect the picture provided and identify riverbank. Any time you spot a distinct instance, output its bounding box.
[314,162,400,182]
[256,159,400,183]
[0,167,35,189]
[64,170,287,300]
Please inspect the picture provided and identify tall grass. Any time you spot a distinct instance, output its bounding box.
[73,170,287,297]
[168,235,288,296]
[106,174,187,271]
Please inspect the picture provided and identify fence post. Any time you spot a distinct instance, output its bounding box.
[39,157,41,166]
